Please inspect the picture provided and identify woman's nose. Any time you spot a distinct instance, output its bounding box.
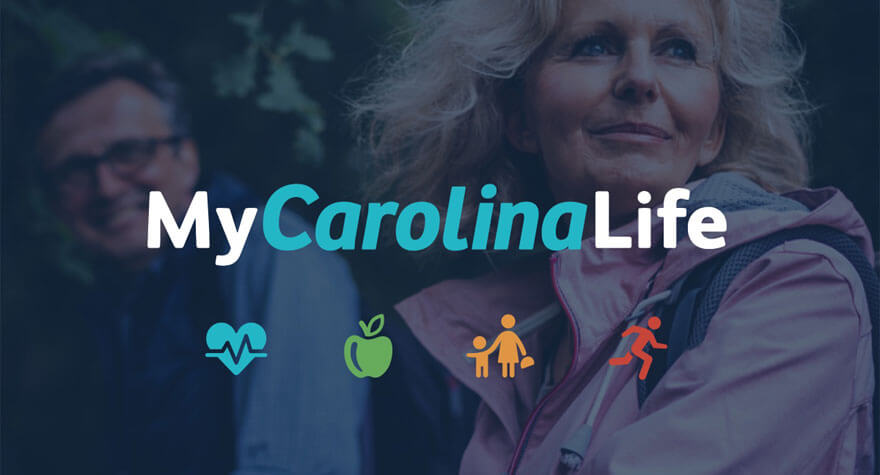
[612,46,658,104]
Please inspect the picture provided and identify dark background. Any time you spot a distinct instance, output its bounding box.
[2,0,878,472]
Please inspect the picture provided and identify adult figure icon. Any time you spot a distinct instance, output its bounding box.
[484,314,528,378]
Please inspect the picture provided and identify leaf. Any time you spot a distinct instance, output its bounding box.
[365,314,385,337]
[285,0,343,8]
[304,112,325,133]
[7,1,143,70]
[213,46,258,97]
[293,128,324,165]
[256,60,318,113]
[278,21,334,62]
[5,1,36,28]
[37,8,105,65]
[229,11,262,41]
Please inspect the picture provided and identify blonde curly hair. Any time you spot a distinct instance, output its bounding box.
[350,0,810,238]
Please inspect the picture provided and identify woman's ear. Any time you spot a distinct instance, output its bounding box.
[505,110,539,155]
[698,113,726,166]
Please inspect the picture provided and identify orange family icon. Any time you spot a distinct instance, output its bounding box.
[609,316,668,380]
[467,314,534,379]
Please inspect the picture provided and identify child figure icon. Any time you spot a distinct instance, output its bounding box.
[467,314,534,379]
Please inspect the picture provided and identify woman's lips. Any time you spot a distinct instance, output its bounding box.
[591,122,672,144]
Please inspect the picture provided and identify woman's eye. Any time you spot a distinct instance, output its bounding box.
[659,39,696,61]
[572,35,619,57]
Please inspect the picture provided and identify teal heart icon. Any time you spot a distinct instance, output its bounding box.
[205,322,267,375]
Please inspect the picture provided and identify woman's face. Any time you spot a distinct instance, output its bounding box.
[510,0,725,222]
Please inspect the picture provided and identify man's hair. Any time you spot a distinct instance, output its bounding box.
[35,52,191,138]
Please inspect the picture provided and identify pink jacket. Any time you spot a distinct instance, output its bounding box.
[396,178,875,474]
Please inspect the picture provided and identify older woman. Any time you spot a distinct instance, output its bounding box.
[353,0,875,473]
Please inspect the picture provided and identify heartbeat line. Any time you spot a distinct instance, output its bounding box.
[205,335,267,364]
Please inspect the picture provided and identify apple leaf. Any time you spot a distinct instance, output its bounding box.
[362,314,385,337]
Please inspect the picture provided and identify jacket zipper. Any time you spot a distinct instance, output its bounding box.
[506,254,581,474]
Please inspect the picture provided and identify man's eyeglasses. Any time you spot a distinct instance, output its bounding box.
[43,135,185,194]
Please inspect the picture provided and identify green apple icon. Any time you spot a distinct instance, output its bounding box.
[344,313,393,378]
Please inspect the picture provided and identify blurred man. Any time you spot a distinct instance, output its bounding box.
[34,53,366,474]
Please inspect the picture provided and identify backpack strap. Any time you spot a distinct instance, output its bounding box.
[638,255,727,403]
[637,225,879,468]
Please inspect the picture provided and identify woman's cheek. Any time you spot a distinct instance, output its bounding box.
[661,70,721,140]
[531,69,607,165]
[532,64,606,124]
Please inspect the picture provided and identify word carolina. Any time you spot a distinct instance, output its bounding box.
[147,184,727,266]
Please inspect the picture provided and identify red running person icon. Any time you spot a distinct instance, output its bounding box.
[609,316,668,380]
